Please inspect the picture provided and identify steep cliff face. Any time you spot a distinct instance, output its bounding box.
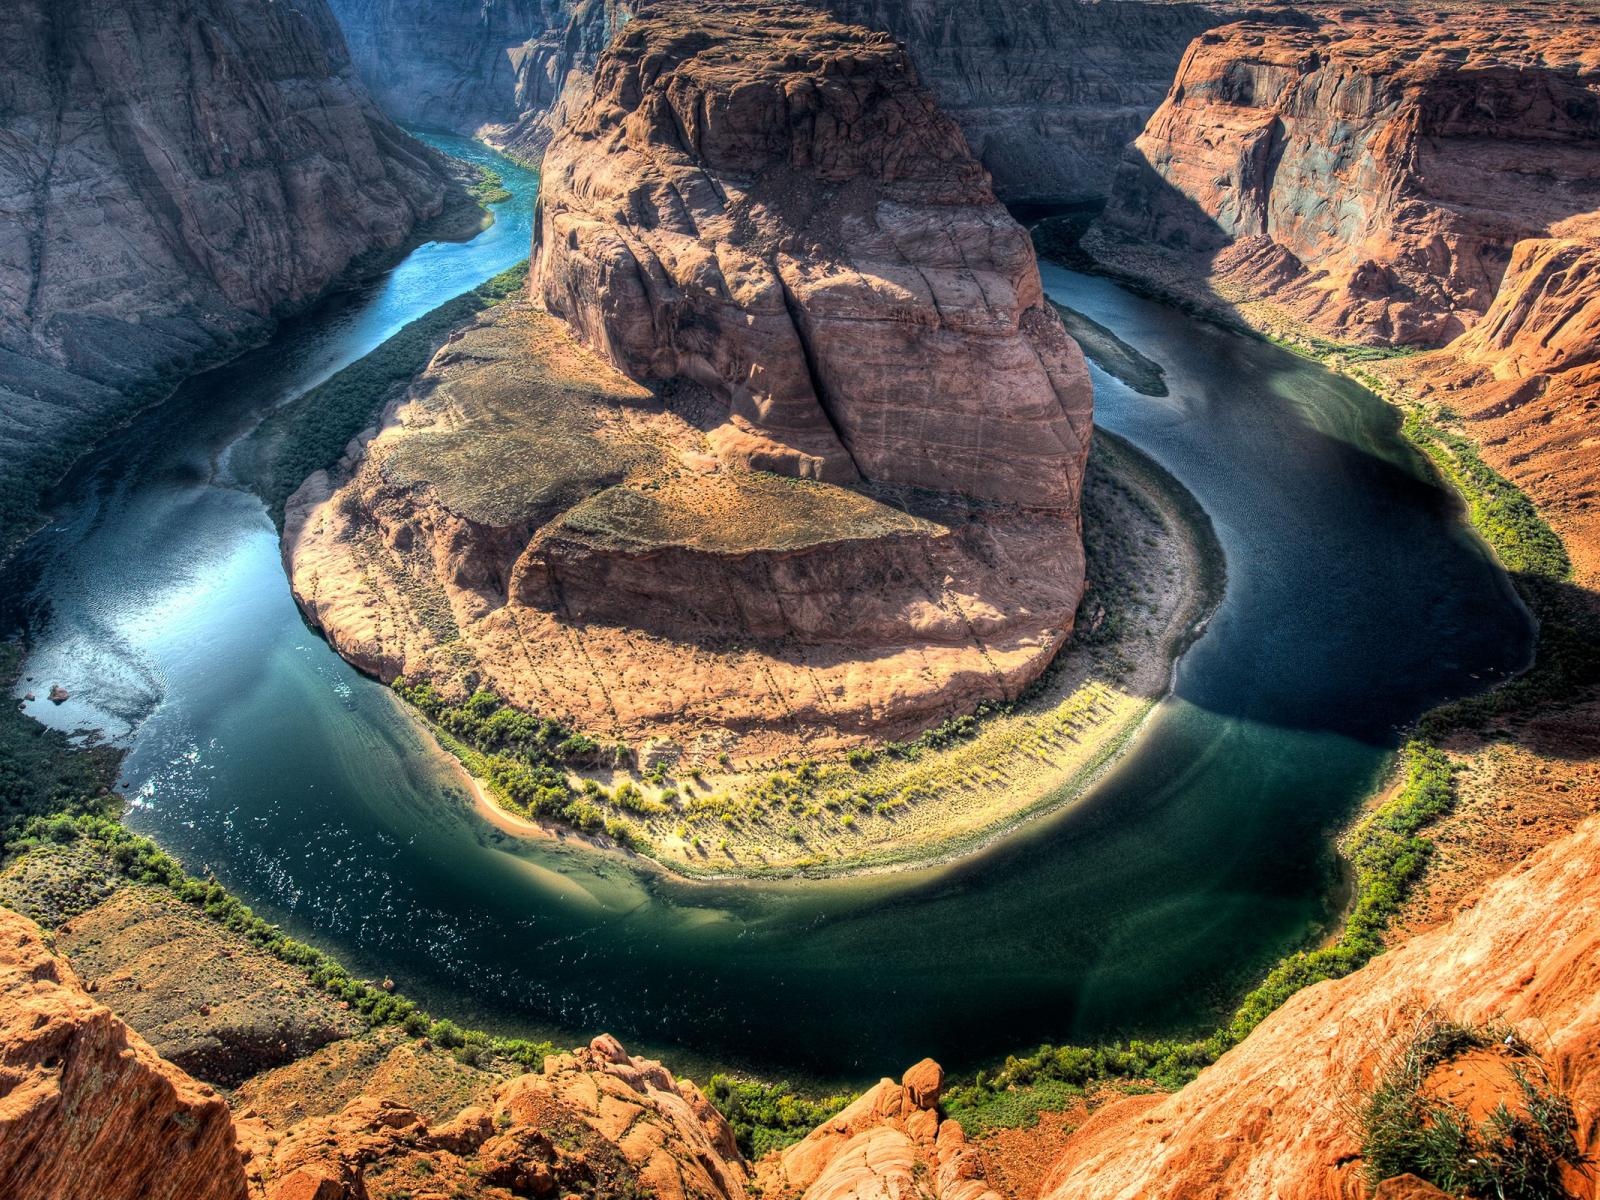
[0,909,249,1200]
[289,0,1091,757]
[532,1,1091,502]
[326,0,633,158]
[1040,812,1600,1200]
[0,0,453,556]
[814,0,1230,202]
[1096,7,1600,346]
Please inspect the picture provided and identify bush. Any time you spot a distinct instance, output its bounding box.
[706,1076,852,1158]
[1362,1021,1587,1198]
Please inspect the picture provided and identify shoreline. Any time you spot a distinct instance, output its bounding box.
[431,430,1226,884]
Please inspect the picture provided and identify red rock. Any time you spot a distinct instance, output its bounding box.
[0,909,247,1200]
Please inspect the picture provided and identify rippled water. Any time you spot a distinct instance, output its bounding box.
[1,145,1533,1087]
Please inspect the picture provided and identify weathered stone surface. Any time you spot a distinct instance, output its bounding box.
[759,1059,997,1200]
[1097,6,1600,346]
[1038,813,1600,1200]
[0,907,248,1200]
[533,1,1093,503]
[0,0,453,557]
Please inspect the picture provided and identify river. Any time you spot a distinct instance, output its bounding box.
[1,138,1533,1088]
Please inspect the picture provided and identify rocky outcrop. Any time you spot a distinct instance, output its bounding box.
[0,908,248,1200]
[1095,6,1600,346]
[1038,812,1600,1200]
[532,1,1091,502]
[257,1034,749,1200]
[0,0,455,557]
[290,0,1090,758]
[760,1059,1000,1200]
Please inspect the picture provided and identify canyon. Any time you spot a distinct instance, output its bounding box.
[286,0,1093,758]
[327,0,1233,202]
[0,0,464,558]
[4,1,1600,1199]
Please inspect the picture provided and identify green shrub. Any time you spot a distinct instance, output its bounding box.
[706,1075,852,1158]
[1362,1021,1587,1198]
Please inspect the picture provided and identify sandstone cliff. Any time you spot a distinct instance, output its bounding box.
[1038,811,1600,1200]
[0,908,249,1200]
[289,0,1091,758]
[1093,6,1600,348]
[0,0,454,556]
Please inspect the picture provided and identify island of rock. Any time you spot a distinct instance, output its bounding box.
[286,0,1092,759]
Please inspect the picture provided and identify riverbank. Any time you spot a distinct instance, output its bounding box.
[412,428,1222,880]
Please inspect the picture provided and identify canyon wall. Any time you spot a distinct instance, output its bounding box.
[1095,7,1600,346]
[326,0,1231,201]
[0,0,454,555]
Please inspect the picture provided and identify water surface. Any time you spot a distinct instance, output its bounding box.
[2,148,1532,1086]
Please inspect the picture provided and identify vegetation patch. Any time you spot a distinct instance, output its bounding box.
[467,165,514,206]
[706,1075,853,1158]
[233,262,530,523]
[1361,1020,1588,1199]
[3,811,557,1072]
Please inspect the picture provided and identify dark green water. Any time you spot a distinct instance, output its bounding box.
[2,143,1532,1088]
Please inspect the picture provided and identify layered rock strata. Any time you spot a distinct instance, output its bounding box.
[290,1,1091,757]
[0,0,454,556]
[1095,6,1600,347]
[326,0,1232,201]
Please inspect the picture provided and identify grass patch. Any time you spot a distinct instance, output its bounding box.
[4,811,557,1070]
[1361,1020,1588,1198]
[942,1077,1087,1136]
[233,261,529,524]
[706,1075,854,1158]
[467,165,513,206]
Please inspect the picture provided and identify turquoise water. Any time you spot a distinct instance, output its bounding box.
[2,145,1533,1088]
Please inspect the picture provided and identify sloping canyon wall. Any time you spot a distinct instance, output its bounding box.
[325,0,1235,200]
[0,0,453,555]
[1090,3,1600,580]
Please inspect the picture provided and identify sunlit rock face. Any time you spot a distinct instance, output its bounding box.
[1098,7,1600,347]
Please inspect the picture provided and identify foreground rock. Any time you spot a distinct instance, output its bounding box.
[760,1059,999,1200]
[0,0,455,559]
[290,0,1090,758]
[0,908,248,1200]
[1039,812,1600,1199]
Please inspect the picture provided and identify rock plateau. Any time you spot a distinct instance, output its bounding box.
[287,0,1092,758]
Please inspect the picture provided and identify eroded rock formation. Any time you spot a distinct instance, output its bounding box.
[0,908,249,1200]
[326,0,1232,201]
[1096,6,1600,347]
[760,1059,999,1200]
[0,0,455,557]
[289,0,1091,758]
